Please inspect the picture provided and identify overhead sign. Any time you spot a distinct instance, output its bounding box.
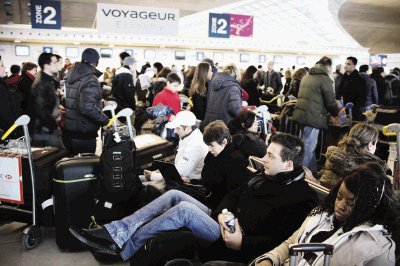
[209,13,253,38]
[97,3,179,35]
[30,0,61,29]
[209,13,230,38]
[370,54,387,67]
[229,14,253,37]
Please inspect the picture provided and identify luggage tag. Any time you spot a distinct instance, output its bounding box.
[113,132,121,143]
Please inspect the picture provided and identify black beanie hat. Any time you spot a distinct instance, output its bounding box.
[81,48,100,64]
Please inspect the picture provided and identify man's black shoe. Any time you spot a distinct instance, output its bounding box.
[69,226,120,255]
[87,245,123,262]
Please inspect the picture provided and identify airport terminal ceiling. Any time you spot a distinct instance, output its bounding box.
[1,0,399,53]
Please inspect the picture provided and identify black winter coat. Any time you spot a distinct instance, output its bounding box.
[65,63,109,139]
[371,74,390,106]
[287,79,301,98]
[112,68,136,111]
[200,143,249,209]
[336,70,367,120]
[204,169,318,263]
[241,79,261,106]
[191,91,207,121]
[30,72,58,133]
[0,77,15,131]
[17,71,35,115]
[232,130,267,158]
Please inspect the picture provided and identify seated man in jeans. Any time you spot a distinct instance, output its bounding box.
[70,133,317,263]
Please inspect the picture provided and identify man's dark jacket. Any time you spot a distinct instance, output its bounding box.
[111,67,136,111]
[202,168,318,263]
[0,77,15,131]
[30,71,58,133]
[65,63,108,139]
[336,69,367,120]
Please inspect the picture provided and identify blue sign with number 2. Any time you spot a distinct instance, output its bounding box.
[30,0,61,29]
[209,13,230,38]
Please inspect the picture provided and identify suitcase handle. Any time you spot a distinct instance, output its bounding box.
[289,243,334,256]
[78,153,96,157]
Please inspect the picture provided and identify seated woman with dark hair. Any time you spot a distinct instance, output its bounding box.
[316,123,390,189]
[228,110,267,159]
[254,162,399,265]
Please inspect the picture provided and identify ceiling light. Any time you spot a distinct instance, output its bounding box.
[109,44,114,48]
[73,42,80,45]
[14,40,21,43]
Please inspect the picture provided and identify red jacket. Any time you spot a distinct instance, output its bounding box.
[152,87,181,115]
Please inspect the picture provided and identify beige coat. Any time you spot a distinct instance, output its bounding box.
[253,212,396,266]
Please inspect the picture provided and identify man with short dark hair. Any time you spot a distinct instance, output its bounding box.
[292,56,340,174]
[359,64,379,108]
[70,132,317,263]
[30,52,64,148]
[336,56,367,120]
[64,48,109,154]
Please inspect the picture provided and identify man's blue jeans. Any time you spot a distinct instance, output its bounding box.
[300,126,320,174]
[104,190,221,261]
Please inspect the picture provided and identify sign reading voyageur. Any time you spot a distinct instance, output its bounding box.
[97,3,179,35]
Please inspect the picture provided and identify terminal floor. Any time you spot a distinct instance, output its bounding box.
[0,222,128,266]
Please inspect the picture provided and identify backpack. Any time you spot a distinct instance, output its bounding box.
[99,128,142,203]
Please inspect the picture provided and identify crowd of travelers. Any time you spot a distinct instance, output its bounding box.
[0,49,399,265]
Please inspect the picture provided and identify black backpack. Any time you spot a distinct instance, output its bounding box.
[99,129,142,203]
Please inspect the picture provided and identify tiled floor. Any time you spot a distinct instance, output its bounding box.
[0,222,129,266]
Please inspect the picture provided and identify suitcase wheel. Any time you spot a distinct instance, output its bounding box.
[22,225,41,250]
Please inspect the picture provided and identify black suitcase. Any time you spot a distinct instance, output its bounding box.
[130,230,196,266]
[53,154,99,250]
[134,134,176,168]
[374,106,400,125]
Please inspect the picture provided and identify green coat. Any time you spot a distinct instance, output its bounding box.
[292,64,340,130]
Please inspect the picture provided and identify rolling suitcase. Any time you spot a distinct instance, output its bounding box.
[53,154,100,250]
[289,243,334,266]
[135,134,176,168]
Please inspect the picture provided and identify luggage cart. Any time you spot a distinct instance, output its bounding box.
[382,123,400,190]
[0,115,41,249]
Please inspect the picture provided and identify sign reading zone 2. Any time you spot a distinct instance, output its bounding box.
[30,0,61,29]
